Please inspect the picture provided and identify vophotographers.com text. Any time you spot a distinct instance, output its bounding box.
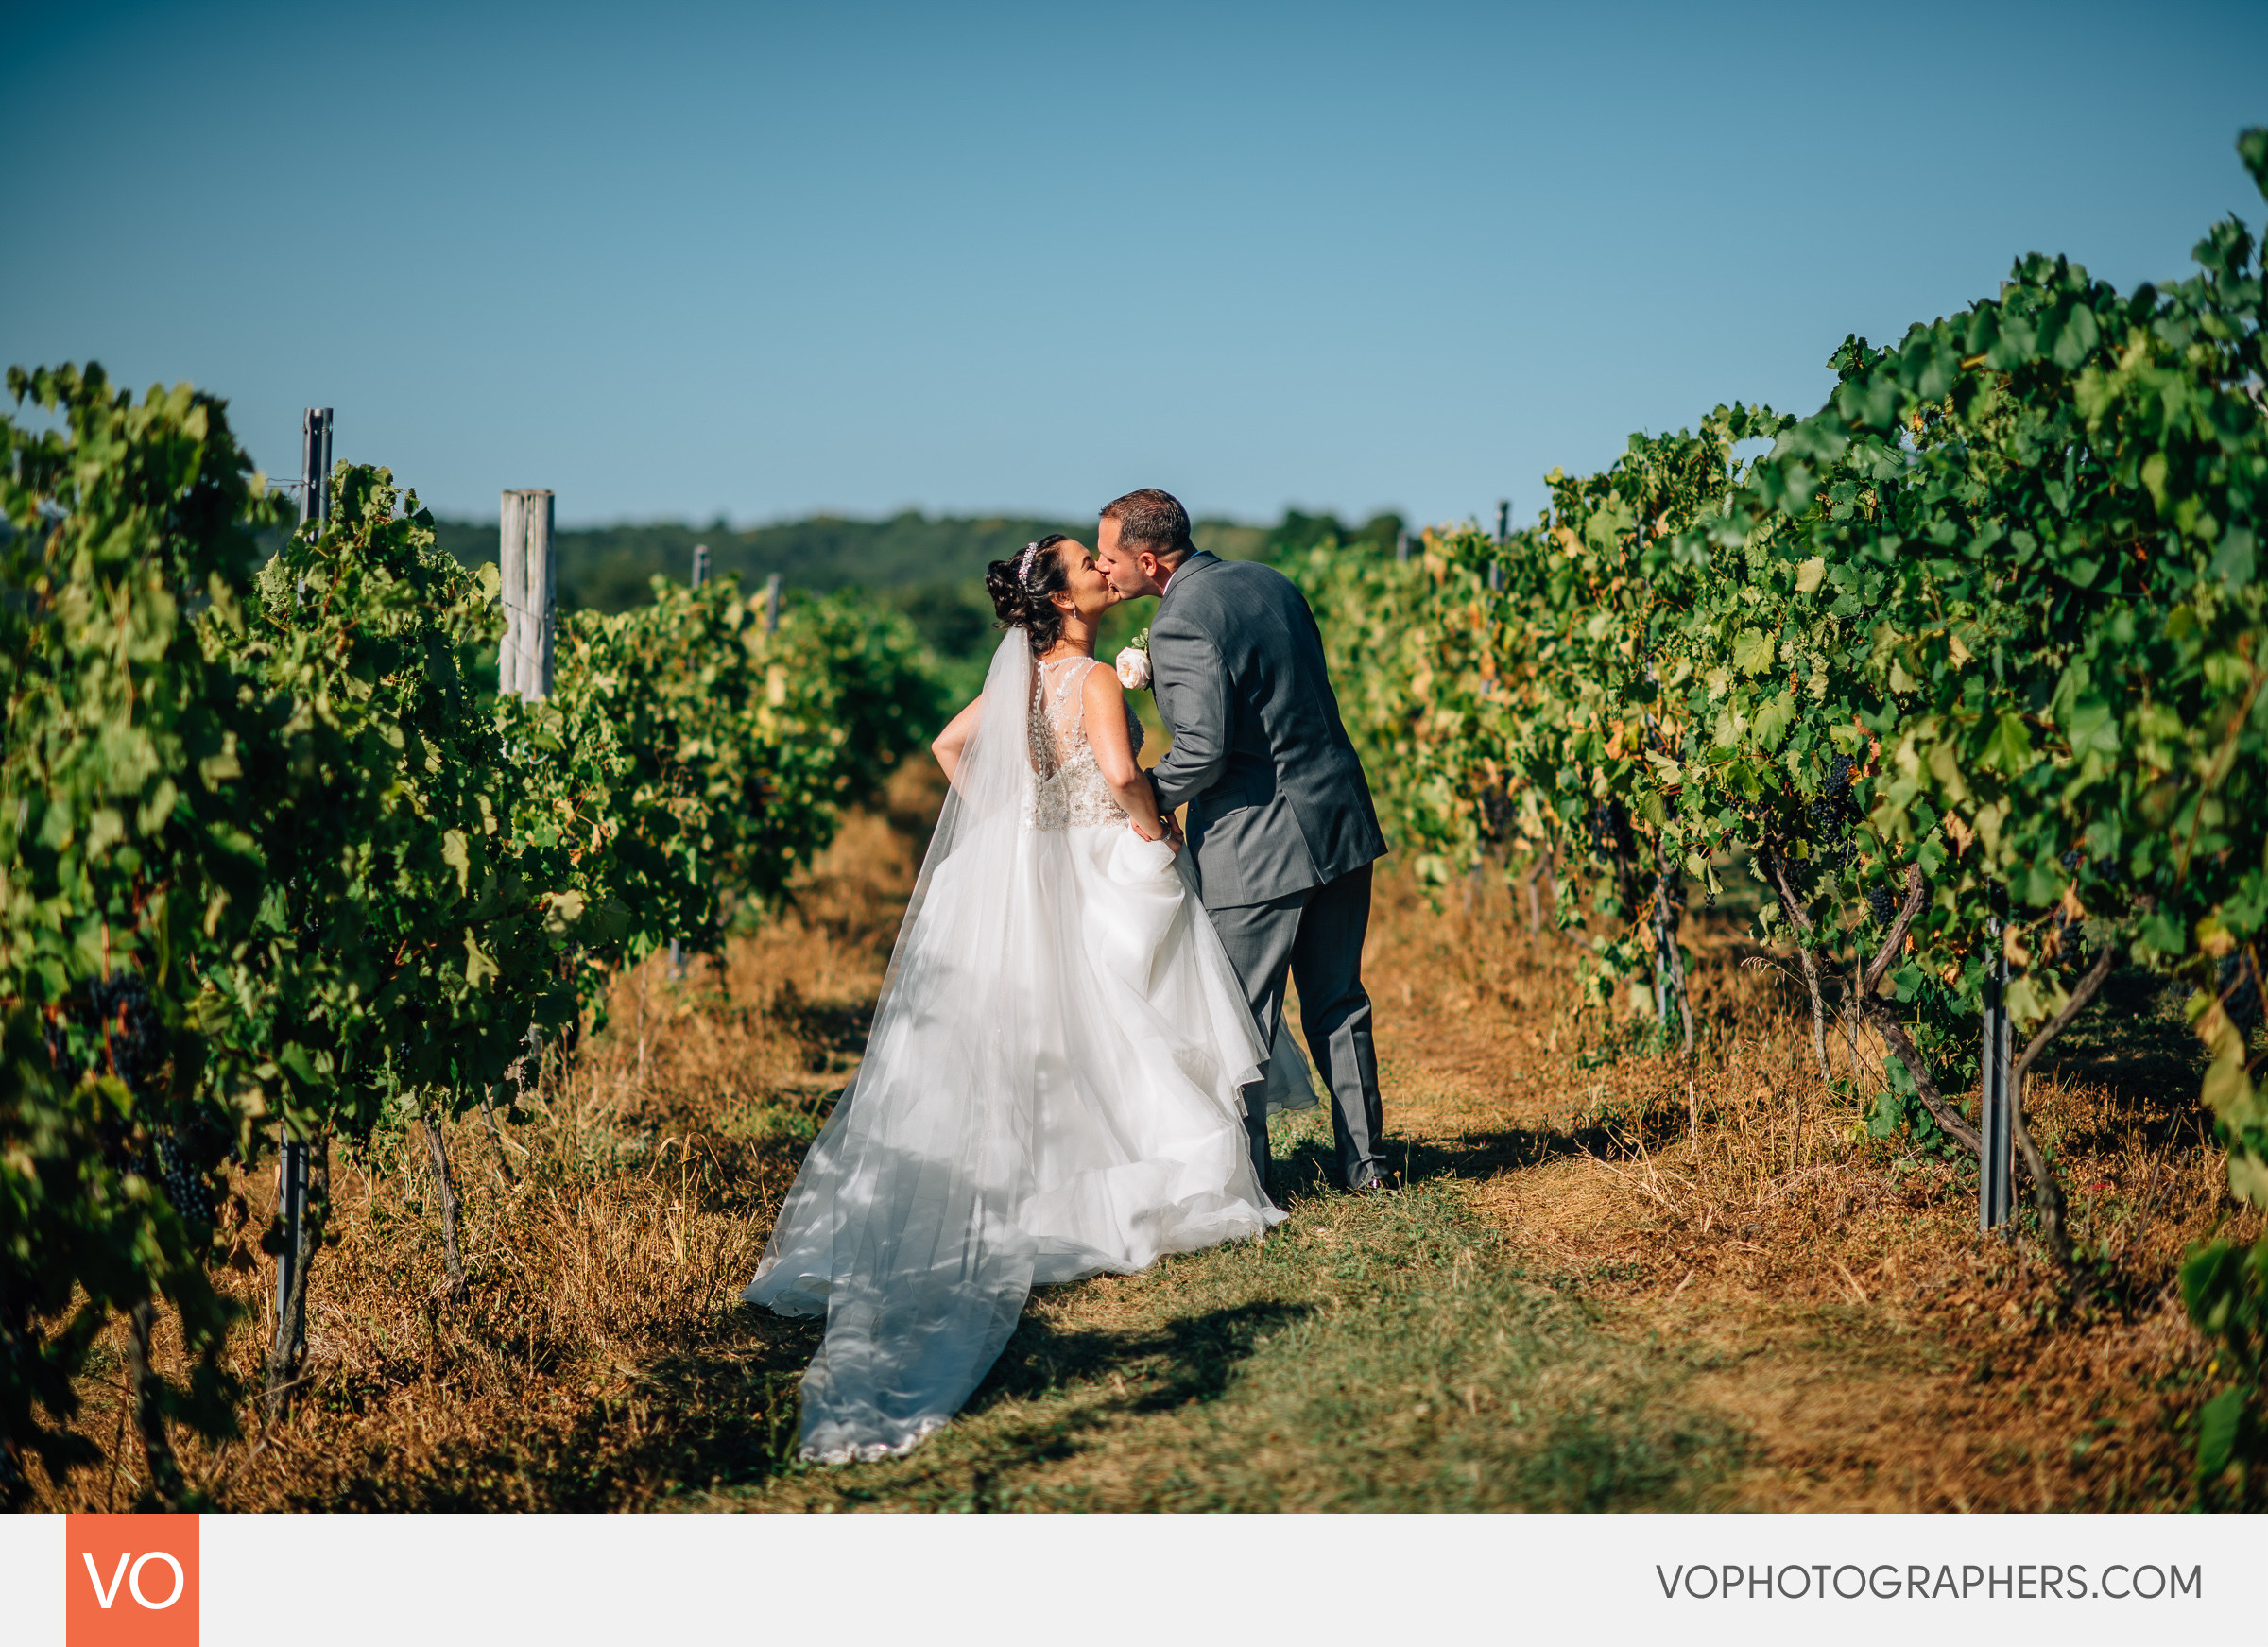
[1657,1563,2202,1602]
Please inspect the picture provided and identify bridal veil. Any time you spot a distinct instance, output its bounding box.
[744,630,1280,1462]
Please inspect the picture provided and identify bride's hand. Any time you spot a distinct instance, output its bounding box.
[1131,812,1177,849]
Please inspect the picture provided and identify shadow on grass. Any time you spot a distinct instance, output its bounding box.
[1270,1114,1665,1201]
[379,1295,1318,1509]
[524,1318,828,1509]
[972,1297,1315,1414]
[766,980,873,1072]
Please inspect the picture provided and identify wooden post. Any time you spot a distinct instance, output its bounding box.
[1395,528,1410,565]
[1489,499,1507,592]
[691,542,711,588]
[499,489,556,700]
[765,571,782,635]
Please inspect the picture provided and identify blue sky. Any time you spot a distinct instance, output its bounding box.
[4,1,2263,528]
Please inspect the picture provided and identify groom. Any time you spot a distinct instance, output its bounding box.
[1095,488,1391,1194]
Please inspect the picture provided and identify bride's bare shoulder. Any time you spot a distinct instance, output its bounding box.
[1078,656,1125,711]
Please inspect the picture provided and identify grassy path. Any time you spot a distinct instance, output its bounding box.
[696,1116,1744,1513]
[664,868,1851,1513]
[679,834,2213,1513]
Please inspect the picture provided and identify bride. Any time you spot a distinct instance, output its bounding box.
[743,533,1289,1463]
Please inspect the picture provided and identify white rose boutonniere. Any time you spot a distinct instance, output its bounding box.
[1115,627,1152,690]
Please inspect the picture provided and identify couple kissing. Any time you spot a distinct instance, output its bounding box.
[743,486,1387,1464]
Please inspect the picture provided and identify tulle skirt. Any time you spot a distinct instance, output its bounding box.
[743,818,1283,1463]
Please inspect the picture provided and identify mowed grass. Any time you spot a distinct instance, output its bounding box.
[696,1112,1744,1513]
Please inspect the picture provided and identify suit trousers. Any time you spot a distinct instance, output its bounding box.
[1208,864,1385,1191]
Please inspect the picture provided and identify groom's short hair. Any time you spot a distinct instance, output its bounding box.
[1100,489,1195,563]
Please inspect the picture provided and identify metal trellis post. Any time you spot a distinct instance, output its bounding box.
[273,1131,307,1364]
[276,406,331,1375]
[1654,879,1675,1027]
[671,543,713,982]
[298,407,333,531]
[1980,920,2015,1232]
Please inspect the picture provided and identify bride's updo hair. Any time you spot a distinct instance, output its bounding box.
[985,534,1074,654]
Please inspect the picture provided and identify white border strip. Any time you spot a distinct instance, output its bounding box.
[6,1511,2253,1646]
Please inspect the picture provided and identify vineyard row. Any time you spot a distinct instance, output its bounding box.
[0,368,940,1505]
[1286,129,2268,1499]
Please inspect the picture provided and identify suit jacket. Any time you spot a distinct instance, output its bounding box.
[1144,550,1386,909]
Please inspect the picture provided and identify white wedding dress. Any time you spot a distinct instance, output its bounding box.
[743,633,1287,1463]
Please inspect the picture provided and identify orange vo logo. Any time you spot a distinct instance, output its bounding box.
[65,1516,198,1647]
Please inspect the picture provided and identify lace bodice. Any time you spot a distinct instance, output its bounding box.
[1027,657,1144,830]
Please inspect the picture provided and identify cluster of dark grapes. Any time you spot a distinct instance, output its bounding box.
[2219,952,2264,1036]
[1478,786,1516,842]
[41,973,219,1227]
[95,1120,152,1183]
[1867,885,1898,927]
[1807,754,1862,870]
[153,1121,219,1227]
[94,973,163,1093]
[43,973,161,1092]
[1588,801,1623,859]
[42,1017,80,1088]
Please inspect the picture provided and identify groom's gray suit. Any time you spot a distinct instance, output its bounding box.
[1143,549,1390,1191]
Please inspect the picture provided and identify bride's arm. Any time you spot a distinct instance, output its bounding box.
[1082,666,1168,843]
[931,696,983,786]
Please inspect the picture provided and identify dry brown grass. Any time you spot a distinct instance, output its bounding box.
[1367,870,2255,1511]
[24,763,2254,1512]
[26,774,936,1513]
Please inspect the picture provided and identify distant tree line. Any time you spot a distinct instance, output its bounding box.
[430,506,1406,681]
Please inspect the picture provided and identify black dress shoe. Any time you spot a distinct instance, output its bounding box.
[1346,1170,1391,1193]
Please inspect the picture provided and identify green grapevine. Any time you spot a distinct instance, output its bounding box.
[1289,129,2268,1496]
[1,365,282,1504]
[2,374,945,1501]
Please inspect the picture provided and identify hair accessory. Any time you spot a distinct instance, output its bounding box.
[1016,540,1041,585]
